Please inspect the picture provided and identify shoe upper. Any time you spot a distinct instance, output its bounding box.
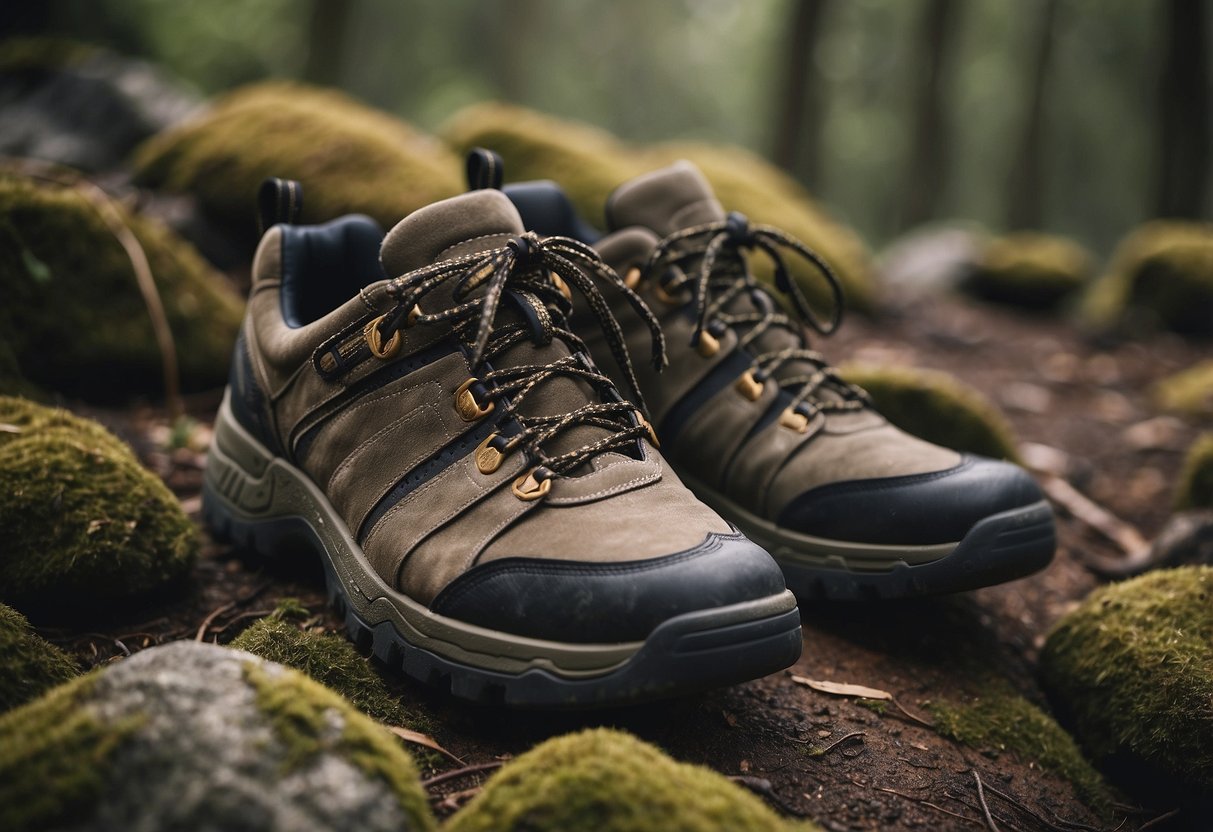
[227,187,785,641]
[508,162,1045,547]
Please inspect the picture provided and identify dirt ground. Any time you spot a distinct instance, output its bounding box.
[41,287,1208,832]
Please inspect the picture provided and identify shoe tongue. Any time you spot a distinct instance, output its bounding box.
[379,190,524,277]
[605,161,724,236]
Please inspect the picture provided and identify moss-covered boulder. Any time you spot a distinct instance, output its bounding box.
[1082,221,1213,336]
[930,676,1111,811]
[963,232,1093,309]
[0,172,242,399]
[134,81,463,238]
[0,641,435,832]
[231,605,430,733]
[0,396,197,609]
[1154,360,1213,418]
[841,365,1020,461]
[0,603,79,713]
[1040,567,1213,796]
[441,102,876,313]
[1176,434,1213,510]
[447,728,811,832]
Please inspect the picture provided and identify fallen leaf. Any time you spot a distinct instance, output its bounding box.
[0,423,22,434]
[792,676,892,700]
[386,726,465,766]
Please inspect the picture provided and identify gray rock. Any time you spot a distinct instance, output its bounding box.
[877,223,988,295]
[60,642,429,832]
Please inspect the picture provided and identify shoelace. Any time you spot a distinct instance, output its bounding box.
[372,232,666,481]
[642,212,869,419]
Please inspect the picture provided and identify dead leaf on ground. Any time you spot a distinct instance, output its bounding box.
[792,676,893,700]
[386,725,466,766]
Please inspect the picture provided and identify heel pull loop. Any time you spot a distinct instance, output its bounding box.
[257,178,303,236]
[466,148,504,191]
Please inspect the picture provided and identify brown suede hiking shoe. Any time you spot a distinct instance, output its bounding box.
[202,179,800,706]
[501,160,1055,600]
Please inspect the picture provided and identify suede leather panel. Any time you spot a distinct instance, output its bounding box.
[672,367,781,487]
[727,413,824,513]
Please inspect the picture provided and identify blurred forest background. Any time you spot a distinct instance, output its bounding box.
[6,0,1212,256]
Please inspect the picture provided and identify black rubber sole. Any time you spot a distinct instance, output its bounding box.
[203,492,802,708]
[774,500,1057,600]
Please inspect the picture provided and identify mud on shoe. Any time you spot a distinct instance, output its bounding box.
[202,178,800,706]
[499,158,1056,600]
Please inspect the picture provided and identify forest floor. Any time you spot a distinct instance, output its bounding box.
[43,287,1206,832]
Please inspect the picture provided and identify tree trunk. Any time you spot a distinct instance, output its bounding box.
[303,0,354,88]
[1155,0,1210,218]
[772,0,830,187]
[1005,0,1059,231]
[900,0,962,230]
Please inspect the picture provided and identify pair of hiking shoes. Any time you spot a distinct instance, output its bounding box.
[202,151,1055,707]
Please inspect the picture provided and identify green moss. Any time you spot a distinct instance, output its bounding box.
[0,37,97,74]
[929,677,1112,812]
[242,661,435,831]
[964,232,1093,309]
[1154,360,1213,418]
[447,728,814,832]
[1039,567,1213,794]
[1082,221,1213,336]
[0,672,142,832]
[134,81,463,236]
[0,173,243,399]
[231,612,430,734]
[840,364,1020,461]
[441,102,875,314]
[0,603,79,713]
[1175,433,1213,510]
[0,396,197,608]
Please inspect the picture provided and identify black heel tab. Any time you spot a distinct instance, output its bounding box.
[466,148,504,191]
[257,177,303,235]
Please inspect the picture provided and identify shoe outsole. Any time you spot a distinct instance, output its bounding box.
[203,395,802,708]
[682,470,1056,600]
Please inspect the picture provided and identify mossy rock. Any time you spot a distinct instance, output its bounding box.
[0,172,242,399]
[441,102,876,314]
[1039,566,1213,796]
[1154,360,1213,418]
[963,232,1093,309]
[133,81,463,237]
[0,641,435,832]
[930,676,1111,812]
[1081,221,1213,336]
[841,364,1020,461]
[231,606,431,734]
[0,37,97,74]
[1176,433,1213,510]
[0,603,79,713]
[0,396,197,610]
[447,728,814,832]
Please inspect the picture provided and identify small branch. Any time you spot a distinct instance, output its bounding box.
[817,730,866,757]
[866,782,982,827]
[422,761,504,790]
[194,602,236,641]
[1037,474,1150,565]
[973,771,1001,832]
[1137,809,1180,831]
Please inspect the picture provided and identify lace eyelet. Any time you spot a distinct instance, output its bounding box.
[635,409,660,448]
[652,280,683,306]
[475,432,504,474]
[695,329,720,358]
[779,407,811,433]
[512,467,552,501]
[735,369,764,402]
[455,378,494,421]
[623,266,642,290]
[549,271,572,302]
[363,314,402,360]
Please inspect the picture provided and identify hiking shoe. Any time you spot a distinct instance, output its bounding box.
[500,160,1056,600]
[202,178,801,706]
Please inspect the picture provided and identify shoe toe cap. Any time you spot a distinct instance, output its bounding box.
[429,531,786,643]
[775,455,1045,546]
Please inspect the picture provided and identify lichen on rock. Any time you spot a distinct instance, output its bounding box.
[0,603,79,713]
[963,232,1092,309]
[231,605,432,735]
[1176,433,1213,510]
[133,81,463,237]
[1154,360,1213,418]
[0,396,197,609]
[0,641,435,832]
[446,728,813,832]
[441,101,876,314]
[0,172,242,399]
[840,364,1020,461]
[1082,220,1213,336]
[1039,566,1213,795]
